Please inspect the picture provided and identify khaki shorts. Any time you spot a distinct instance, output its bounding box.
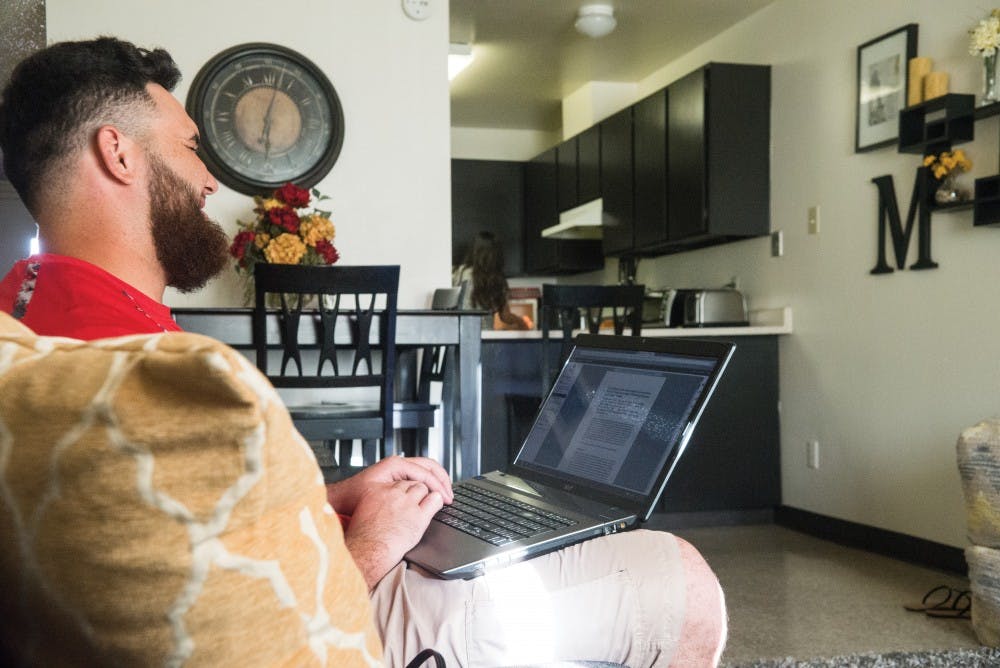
[370,530,727,667]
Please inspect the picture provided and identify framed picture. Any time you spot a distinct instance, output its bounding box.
[855,24,918,152]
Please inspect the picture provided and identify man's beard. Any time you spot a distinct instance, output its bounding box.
[148,155,229,293]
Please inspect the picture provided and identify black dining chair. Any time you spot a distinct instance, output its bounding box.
[503,284,645,463]
[395,286,464,461]
[540,283,645,392]
[253,263,399,479]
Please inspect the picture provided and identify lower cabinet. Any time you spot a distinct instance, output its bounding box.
[480,335,781,511]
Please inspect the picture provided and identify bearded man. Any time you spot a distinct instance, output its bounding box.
[0,37,727,668]
[0,37,229,338]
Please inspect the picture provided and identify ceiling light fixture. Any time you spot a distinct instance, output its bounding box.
[448,43,474,81]
[575,3,617,39]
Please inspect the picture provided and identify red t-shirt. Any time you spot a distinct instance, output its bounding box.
[0,254,181,340]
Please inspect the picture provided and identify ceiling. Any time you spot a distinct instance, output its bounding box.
[448,0,774,132]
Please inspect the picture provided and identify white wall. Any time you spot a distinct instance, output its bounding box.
[457,0,1000,548]
[46,0,452,309]
[451,126,558,161]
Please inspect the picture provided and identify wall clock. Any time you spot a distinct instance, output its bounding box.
[186,43,344,195]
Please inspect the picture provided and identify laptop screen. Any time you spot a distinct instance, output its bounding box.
[512,336,732,508]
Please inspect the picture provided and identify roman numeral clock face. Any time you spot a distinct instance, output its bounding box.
[186,43,344,195]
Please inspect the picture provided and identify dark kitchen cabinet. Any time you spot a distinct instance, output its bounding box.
[665,63,770,248]
[451,159,525,276]
[632,89,668,250]
[524,148,559,273]
[523,147,604,274]
[481,335,781,511]
[557,136,578,211]
[577,125,601,206]
[600,106,635,256]
[557,126,601,213]
[619,62,771,256]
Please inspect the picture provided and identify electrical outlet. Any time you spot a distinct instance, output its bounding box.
[808,205,820,235]
[807,440,820,469]
[770,230,783,257]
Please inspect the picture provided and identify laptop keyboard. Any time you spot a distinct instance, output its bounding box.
[434,483,576,546]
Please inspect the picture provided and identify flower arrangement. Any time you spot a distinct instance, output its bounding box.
[229,183,340,280]
[970,10,1000,57]
[922,149,972,180]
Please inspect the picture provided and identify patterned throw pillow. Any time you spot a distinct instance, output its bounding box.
[0,312,382,666]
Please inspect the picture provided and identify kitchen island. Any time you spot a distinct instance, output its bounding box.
[482,308,792,522]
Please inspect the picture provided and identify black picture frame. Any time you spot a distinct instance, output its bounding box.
[855,24,918,153]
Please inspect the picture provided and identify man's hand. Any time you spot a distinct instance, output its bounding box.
[326,455,452,514]
[343,480,444,589]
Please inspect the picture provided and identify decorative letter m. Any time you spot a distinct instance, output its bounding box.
[871,167,937,274]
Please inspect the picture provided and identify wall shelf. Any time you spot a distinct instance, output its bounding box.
[974,100,1000,120]
[973,175,1000,226]
[898,93,1000,227]
[929,200,974,213]
[898,94,975,154]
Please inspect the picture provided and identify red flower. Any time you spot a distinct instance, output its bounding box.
[228,230,255,260]
[267,206,300,233]
[275,183,311,208]
[315,239,340,264]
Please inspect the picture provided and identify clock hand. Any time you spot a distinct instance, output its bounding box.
[259,68,284,160]
[259,91,277,160]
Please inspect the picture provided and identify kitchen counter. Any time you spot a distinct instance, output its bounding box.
[482,306,793,339]
[479,309,788,513]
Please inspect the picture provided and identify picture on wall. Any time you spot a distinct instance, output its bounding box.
[855,24,918,152]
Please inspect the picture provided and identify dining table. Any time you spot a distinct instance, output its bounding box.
[171,307,484,480]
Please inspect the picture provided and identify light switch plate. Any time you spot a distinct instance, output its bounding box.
[808,205,820,235]
[402,0,432,20]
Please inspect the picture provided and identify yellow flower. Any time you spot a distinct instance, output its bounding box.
[254,232,270,249]
[259,197,283,211]
[924,149,973,179]
[299,214,336,247]
[264,233,307,264]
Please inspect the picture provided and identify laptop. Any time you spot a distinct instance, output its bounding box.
[405,333,735,579]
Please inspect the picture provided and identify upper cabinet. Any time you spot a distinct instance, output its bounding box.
[632,62,771,254]
[524,146,604,274]
[455,61,771,275]
[681,63,770,246]
[577,125,601,206]
[632,89,669,251]
[600,106,635,256]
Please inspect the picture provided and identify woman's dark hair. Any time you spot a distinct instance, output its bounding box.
[465,231,509,312]
[0,36,180,213]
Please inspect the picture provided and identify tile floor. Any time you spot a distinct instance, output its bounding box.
[667,523,980,664]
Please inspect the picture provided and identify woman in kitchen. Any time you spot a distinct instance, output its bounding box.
[453,231,532,330]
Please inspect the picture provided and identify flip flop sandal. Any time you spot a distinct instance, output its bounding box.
[925,590,972,619]
[904,584,958,612]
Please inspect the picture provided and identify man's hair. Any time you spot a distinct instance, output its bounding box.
[0,36,181,213]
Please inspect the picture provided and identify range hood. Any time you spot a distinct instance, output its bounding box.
[541,198,604,240]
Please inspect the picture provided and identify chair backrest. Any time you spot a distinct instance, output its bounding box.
[540,283,645,390]
[418,286,465,401]
[253,263,400,439]
[431,286,464,310]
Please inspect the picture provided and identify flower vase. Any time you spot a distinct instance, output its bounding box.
[983,52,999,106]
[934,174,962,205]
